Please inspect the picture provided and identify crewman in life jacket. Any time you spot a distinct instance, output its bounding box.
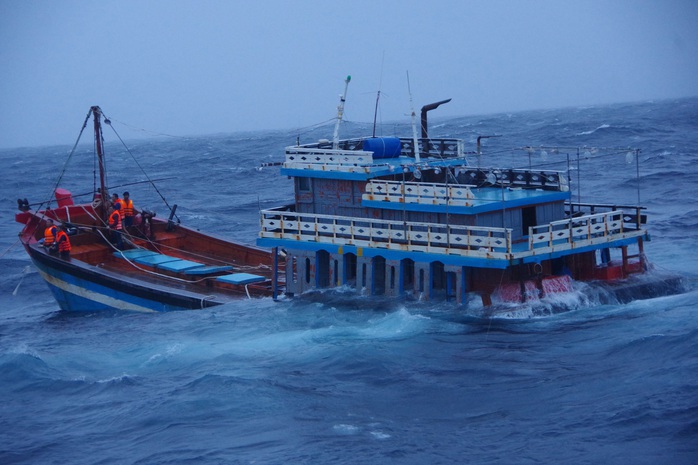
[109,203,124,250]
[122,191,136,229]
[55,223,71,260]
[42,219,57,253]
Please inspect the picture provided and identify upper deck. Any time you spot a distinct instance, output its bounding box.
[281,137,466,180]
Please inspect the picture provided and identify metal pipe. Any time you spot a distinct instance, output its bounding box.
[420,98,451,139]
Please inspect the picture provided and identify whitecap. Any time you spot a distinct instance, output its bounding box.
[370,431,391,440]
[576,123,610,135]
[333,424,360,435]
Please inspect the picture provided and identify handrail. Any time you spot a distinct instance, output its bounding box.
[528,211,627,251]
[260,209,513,258]
[364,180,476,206]
[261,207,646,260]
[285,137,465,165]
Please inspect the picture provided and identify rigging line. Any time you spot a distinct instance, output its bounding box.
[62,178,179,204]
[0,237,22,259]
[42,107,93,210]
[292,118,338,142]
[106,117,189,139]
[21,108,94,244]
[101,111,180,223]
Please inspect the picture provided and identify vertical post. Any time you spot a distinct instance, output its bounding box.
[332,75,351,150]
[272,247,279,301]
[635,149,642,227]
[576,148,581,211]
[407,71,421,163]
[92,106,109,221]
[566,152,572,215]
[635,149,641,205]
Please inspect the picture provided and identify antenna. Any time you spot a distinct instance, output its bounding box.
[407,71,421,163]
[372,90,381,138]
[332,75,351,150]
[372,52,385,138]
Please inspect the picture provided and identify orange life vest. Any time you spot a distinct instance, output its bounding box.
[44,225,57,246]
[109,209,122,230]
[56,230,71,252]
[122,199,134,217]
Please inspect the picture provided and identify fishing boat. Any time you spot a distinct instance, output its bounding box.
[15,106,282,312]
[257,76,685,308]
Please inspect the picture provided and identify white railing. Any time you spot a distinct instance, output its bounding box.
[261,208,645,260]
[528,211,640,252]
[284,147,374,169]
[364,180,476,206]
[260,209,513,259]
[283,137,466,171]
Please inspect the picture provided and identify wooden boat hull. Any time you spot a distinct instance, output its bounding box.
[17,203,282,312]
[27,245,225,312]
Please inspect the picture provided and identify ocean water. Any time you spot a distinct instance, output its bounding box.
[2,98,698,464]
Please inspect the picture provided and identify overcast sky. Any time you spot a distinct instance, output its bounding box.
[1,0,697,149]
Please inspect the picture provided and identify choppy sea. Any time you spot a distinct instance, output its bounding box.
[2,98,697,464]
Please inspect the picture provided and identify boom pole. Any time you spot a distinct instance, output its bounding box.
[91,106,109,220]
[332,75,351,150]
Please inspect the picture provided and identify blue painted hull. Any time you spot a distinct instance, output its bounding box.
[28,245,222,312]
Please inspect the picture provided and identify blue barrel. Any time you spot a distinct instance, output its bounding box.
[363,137,401,159]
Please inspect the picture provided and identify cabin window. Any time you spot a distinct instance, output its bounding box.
[361,263,367,288]
[390,266,396,290]
[298,177,311,192]
[522,206,537,236]
[305,258,311,284]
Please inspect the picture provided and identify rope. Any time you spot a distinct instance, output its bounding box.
[43,108,93,210]
[0,237,22,259]
[97,229,218,285]
[101,111,180,224]
[101,117,189,140]
[19,108,94,243]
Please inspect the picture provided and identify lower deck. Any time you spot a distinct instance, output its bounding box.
[281,239,647,305]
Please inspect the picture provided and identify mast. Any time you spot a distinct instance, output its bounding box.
[332,75,351,150]
[371,90,381,138]
[91,106,108,220]
[407,71,421,163]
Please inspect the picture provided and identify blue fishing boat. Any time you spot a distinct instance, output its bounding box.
[258,76,684,308]
[16,106,280,312]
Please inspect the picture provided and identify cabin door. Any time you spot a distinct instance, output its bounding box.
[522,206,537,236]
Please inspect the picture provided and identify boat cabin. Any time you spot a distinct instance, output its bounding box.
[258,135,648,305]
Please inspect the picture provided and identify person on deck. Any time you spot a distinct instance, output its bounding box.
[121,191,136,229]
[42,219,57,252]
[55,223,71,260]
[109,203,124,250]
[111,193,122,211]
